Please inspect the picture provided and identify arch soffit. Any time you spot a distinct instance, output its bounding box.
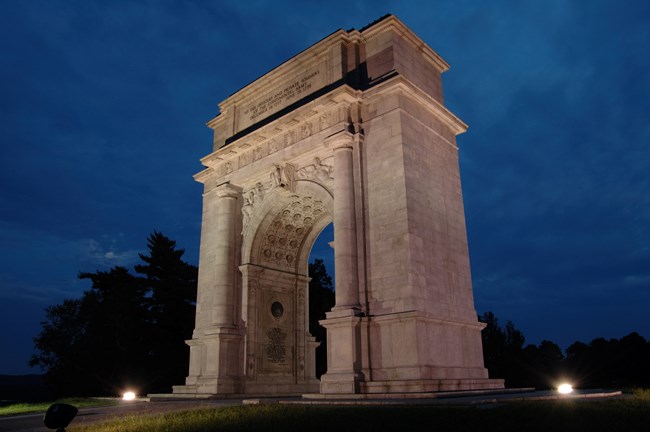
[242,179,333,273]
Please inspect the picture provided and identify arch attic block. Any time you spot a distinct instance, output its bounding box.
[171,14,504,398]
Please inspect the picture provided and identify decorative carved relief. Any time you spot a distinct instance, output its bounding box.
[284,130,295,147]
[296,157,334,186]
[283,163,296,192]
[319,112,333,129]
[301,122,313,139]
[248,279,258,301]
[242,182,266,231]
[239,151,252,168]
[247,354,255,378]
[253,144,266,162]
[268,138,280,154]
[298,352,305,373]
[297,286,305,305]
[259,196,326,269]
[241,160,316,233]
[213,107,340,178]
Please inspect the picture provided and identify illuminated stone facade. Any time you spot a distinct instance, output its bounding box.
[172,15,504,397]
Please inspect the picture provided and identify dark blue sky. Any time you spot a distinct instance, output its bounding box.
[1,1,649,375]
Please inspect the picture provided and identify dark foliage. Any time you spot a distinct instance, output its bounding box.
[308,259,335,378]
[134,232,197,391]
[481,311,650,389]
[565,332,650,388]
[30,232,197,397]
[0,374,55,402]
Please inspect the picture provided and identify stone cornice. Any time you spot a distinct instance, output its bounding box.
[195,85,361,185]
[221,29,352,109]
[363,74,468,137]
[207,30,357,132]
[360,15,450,73]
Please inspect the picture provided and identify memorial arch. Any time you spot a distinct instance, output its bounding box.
[172,15,504,397]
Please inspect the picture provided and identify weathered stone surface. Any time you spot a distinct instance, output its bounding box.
[173,14,503,398]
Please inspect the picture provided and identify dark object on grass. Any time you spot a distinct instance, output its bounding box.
[44,403,78,431]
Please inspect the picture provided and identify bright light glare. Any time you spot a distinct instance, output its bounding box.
[558,383,573,394]
[122,391,136,401]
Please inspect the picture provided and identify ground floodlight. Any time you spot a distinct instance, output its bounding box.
[44,403,78,431]
[122,391,136,401]
[558,383,573,394]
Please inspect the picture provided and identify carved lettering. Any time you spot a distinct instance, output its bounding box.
[266,327,287,363]
[242,70,321,124]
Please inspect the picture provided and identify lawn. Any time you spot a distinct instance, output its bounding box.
[0,398,118,417]
[68,390,650,432]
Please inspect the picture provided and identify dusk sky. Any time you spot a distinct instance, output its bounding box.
[1,1,648,375]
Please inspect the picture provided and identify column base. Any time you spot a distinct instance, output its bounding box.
[174,326,244,397]
[360,378,505,393]
[320,372,361,394]
[172,376,243,397]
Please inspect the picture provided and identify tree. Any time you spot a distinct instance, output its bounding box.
[30,299,87,395]
[565,333,650,388]
[481,311,650,389]
[30,232,197,396]
[308,258,335,378]
[135,231,198,391]
[480,311,525,385]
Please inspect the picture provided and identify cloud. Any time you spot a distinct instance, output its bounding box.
[0,221,142,303]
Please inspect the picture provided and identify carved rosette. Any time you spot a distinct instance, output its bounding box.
[259,196,326,269]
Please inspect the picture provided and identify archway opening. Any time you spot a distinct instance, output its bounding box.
[308,222,334,379]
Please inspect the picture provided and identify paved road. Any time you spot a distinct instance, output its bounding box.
[0,399,242,432]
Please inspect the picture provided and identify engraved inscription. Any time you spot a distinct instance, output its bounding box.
[243,70,321,122]
[237,63,327,132]
[266,327,287,363]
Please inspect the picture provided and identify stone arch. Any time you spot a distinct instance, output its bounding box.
[173,15,504,399]
[242,179,333,272]
[236,179,333,395]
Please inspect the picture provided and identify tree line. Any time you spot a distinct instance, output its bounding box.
[30,233,335,397]
[481,311,650,389]
[30,232,198,396]
[30,232,648,396]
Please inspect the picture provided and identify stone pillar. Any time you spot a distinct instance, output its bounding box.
[319,129,362,393]
[174,182,244,396]
[212,183,241,327]
[331,131,360,313]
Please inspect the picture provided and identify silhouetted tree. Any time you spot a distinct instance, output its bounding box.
[565,332,650,388]
[308,258,335,378]
[135,231,198,392]
[30,299,87,395]
[482,312,650,389]
[519,340,565,389]
[480,311,527,386]
[481,312,567,388]
[31,232,197,396]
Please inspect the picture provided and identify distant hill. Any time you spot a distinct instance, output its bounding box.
[0,374,55,402]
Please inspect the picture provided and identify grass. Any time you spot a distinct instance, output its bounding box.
[0,398,118,417]
[68,392,650,432]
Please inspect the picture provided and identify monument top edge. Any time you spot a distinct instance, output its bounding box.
[216,14,449,110]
